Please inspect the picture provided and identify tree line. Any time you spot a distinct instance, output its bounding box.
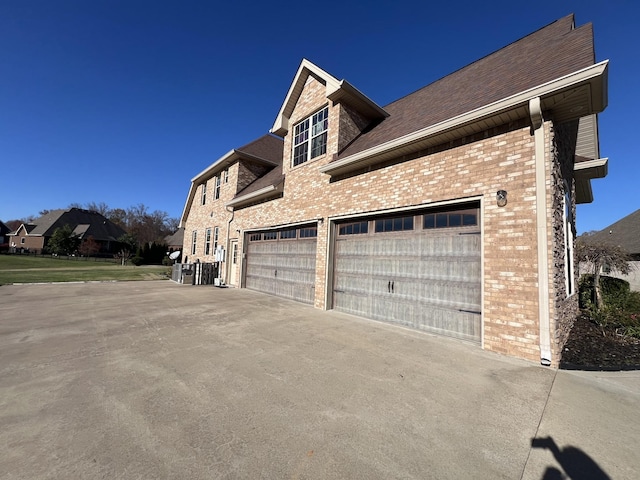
[5,202,180,264]
[7,202,179,246]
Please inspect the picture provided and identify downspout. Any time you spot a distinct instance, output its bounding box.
[225,205,235,285]
[530,97,552,366]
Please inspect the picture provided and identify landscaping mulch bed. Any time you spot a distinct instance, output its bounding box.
[560,313,640,370]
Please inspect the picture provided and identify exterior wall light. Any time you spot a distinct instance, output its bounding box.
[496,190,508,207]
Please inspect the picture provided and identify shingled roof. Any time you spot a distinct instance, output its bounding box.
[582,209,640,255]
[338,14,595,159]
[17,208,127,242]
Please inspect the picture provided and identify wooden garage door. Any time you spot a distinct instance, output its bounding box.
[245,226,317,304]
[333,206,481,343]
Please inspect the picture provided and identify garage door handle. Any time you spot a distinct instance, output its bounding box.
[391,281,394,293]
[388,281,394,293]
[274,269,277,277]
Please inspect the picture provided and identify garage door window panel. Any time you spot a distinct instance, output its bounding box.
[333,204,481,343]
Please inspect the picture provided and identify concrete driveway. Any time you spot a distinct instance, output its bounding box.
[1,281,638,479]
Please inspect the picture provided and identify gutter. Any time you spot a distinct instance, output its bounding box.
[225,182,283,209]
[225,205,235,285]
[321,61,608,176]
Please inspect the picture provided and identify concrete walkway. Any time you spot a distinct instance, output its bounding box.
[0,281,638,479]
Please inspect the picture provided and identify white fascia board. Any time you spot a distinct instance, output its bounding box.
[574,157,608,178]
[321,60,609,175]
[271,59,341,136]
[327,80,389,119]
[179,184,196,228]
[180,149,238,227]
[190,150,236,183]
[225,184,281,209]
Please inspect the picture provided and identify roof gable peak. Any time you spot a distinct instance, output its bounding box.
[271,59,387,137]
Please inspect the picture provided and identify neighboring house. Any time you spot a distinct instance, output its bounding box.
[165,227,185,261]
[0,220,11,251]
[579,209,640,291]
[7,208,127,254]
[180,14,608,367]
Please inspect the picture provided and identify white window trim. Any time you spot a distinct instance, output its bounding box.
[214,175,221,200]
[204,228,212,255]
[563,180,575,296]
[191,230,197,255]
[200,182,207,205]
[292,106,328,167]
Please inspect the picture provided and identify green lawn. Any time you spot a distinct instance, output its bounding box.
[0,255,170,285]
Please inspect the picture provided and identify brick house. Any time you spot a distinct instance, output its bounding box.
[8,208,127,255]
[180,15,608,366]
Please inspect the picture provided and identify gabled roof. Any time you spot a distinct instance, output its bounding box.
[270,59,388,137]
[320,14,608,200]
[165,227,184,247]
[226,162,284,209]
[8,223,36,236]
[180,134,284,224]
[190,134,282,184]
[9,208,126,242]
[582,209,640,255]
[0,220,10,236]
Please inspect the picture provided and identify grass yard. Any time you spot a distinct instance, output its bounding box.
[0,255,170,285]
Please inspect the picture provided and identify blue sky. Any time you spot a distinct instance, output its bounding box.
[1,0,638,233]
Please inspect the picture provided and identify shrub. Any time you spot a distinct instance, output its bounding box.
[579,274,640,338]
[130,256,144,266]
[578,274,630,308]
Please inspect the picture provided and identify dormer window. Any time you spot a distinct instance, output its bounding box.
[292,106,328,167]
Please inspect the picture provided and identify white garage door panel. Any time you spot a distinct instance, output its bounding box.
[246,236,317,305]
[333,224,481,343]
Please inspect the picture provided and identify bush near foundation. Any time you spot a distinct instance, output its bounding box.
[578,274,640,338]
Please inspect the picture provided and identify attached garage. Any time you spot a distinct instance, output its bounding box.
[332,204,482,344]
[244,225,318,304]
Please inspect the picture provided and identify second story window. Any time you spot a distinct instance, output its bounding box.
[214,174,221,200]
[293,106,328,167]
[200,182,207,205]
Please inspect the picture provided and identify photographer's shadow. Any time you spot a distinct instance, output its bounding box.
[531,436,610,480]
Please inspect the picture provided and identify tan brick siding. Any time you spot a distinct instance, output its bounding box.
[183,75,572,364]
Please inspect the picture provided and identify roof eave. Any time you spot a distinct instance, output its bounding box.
[326,80,389,120]
[574,157,608,204]
[320,60,609,177]
[226,182,284,209]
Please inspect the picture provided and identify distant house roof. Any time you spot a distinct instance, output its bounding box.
[0,220,11,237]
[583,209,640,255]
[165,227,184,247]
[9,208,127,242]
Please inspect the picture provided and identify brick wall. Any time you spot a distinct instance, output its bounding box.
[183,75,574,363]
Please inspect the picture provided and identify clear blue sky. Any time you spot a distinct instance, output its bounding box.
[1,0,638,233]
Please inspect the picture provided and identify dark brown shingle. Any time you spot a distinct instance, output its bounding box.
[338,14,595,159]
